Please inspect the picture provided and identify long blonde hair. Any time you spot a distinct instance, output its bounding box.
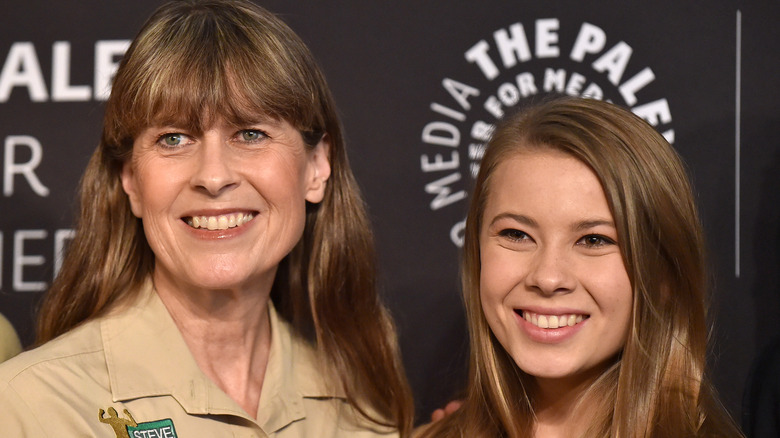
[37,1,412,434]
[420,96,742,437]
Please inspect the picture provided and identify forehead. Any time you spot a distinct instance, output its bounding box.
[484,149,612,223]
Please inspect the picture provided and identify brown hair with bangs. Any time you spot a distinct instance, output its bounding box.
[36,0,413,435]
[418,96,742,437]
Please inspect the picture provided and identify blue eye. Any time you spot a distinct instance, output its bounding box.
[161,133,183,147]
[154,132,192,149]
[239,130,267,142]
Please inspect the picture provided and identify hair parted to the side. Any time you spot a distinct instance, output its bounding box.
[419,96,742,438]
[36,0,412,434]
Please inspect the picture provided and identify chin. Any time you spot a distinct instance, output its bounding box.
[515,361,578,380]
[168,267,258,293]
[190,258,266,285]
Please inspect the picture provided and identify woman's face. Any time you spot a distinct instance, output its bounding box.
[121,117,330,294]
[479,148,632,386]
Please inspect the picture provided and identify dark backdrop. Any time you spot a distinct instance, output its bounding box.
[1,0,778,423]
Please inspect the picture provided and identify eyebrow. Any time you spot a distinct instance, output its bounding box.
[488,213,615,231]
[573,219,616,232]
[488,213,538,228]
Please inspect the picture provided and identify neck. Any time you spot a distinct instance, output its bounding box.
[153,269,274,420]
[531,369,607,438]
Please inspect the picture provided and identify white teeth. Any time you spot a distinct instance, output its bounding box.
[185,213,254,230]
[522,311,587,329]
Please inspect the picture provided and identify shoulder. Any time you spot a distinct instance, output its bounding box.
[0,318,106,400]
[0,319,102,378]
[0,319,108,436]
[0,285,151,389]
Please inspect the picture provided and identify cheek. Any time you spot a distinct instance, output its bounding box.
[478,284,502,340]
[256,156,309,203]
[478,251,500,308]
[590,260,634,330]
[136,182,175,216]
[127,159,180,214]
[478,249,517,328]
[479,245,521,299]
[479,267,505,310]
[479,266,518,361]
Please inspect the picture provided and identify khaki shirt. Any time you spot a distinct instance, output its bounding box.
[0,313,22,363]
[0,282,397,437]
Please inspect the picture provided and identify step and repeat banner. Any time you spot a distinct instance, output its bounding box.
[1,0,778,421]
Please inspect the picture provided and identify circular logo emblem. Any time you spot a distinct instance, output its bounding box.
[418,19,674,246]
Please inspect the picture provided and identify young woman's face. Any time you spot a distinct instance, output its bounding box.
[121,117,330,294]
[479,148,632,385]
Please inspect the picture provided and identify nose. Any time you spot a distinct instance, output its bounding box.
[190,136,239,197]
[524,245,576,295]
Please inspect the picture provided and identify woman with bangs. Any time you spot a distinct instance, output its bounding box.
[0,1,412,437]
[417,97,742,437]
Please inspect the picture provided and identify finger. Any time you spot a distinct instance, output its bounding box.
[444,400,463,414]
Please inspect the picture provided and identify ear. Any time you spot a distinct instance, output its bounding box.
[120,160,144,218]
[304,134,332,204]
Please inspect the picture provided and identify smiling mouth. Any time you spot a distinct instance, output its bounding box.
[183,212,255,230]
[517,310,589,329]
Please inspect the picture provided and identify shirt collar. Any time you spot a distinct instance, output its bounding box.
[101,280,344,432]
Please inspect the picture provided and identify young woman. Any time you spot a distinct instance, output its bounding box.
[419,97,743,437]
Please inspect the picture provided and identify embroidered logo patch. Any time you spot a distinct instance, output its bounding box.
[98,408,177,438]
[126,419,178,438]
